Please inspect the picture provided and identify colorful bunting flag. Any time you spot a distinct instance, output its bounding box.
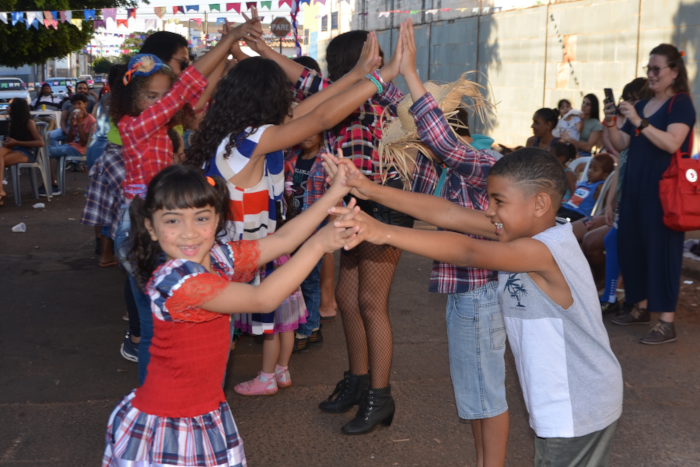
[246,2,257,9]
[145,18,157,30]
[300,0,310,5]
[84,9,95,21]
[378,11,390,18]
[210,4,221,11]
[216,17,226,25]
[43,11,52,20]
[425,9,438,14]
[45,19,58,29]
[103,8,117,21]
[187,5,200,11]
[117,19,129,28]
[154,7,166,18]
[11,12,23,25]
[0,12,7,24]
[315,0,326,4]
[94,19,106,28]
[260,1,271,9]
[173,6,183,14]
[60,11,71,23]
[191,18,202,25]
[127,8,137,19]
[279,0,292,7]
[227,3,241,13]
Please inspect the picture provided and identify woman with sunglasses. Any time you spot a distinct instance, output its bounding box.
[605,44,696,345]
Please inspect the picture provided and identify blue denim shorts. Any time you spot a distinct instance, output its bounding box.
[446,282,508,420]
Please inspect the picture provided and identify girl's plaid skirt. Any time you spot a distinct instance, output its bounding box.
[103,391,247,467]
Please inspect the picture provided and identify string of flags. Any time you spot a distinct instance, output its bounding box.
[375,6,504,18]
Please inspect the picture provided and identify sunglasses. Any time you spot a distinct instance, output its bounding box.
[173,57,190,71]
[643,65,670,76]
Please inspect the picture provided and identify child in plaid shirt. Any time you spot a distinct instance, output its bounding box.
[401,20,508,467]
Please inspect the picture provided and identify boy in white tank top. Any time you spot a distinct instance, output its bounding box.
[324,148,623,466]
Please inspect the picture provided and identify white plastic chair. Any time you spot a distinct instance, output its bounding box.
[57,122,94,195]
[10,122,53,206]
[590,169,616,218]
[567,156,592,183]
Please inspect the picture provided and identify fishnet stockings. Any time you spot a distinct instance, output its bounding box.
[335,242,402,389]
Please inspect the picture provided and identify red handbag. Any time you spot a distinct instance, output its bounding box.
[659,93,700,231]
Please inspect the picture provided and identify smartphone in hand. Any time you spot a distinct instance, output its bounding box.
[604,88,618,115]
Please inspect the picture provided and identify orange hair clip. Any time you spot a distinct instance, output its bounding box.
[680,50,686,57]
[206,176,216,186]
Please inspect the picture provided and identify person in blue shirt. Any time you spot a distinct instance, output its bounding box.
[557,154,615,222]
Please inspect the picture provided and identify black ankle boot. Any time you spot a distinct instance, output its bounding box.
[319,371,370,414]
[342,385,395,435]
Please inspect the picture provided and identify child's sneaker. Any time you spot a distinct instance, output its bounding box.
[234,372,278,396]
[275,365,292,388]
[120,330,139,363]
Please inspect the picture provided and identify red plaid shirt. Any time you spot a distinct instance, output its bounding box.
[410,93,498,294]
[293,68,404,182]
[119,67,207,198]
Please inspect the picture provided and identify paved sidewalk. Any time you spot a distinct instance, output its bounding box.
[1,172,699,466]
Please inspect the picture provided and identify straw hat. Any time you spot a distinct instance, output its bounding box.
[378,73,494,185]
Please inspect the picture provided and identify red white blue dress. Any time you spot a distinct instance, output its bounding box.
[103,241,260,467]
[204,125,307,336]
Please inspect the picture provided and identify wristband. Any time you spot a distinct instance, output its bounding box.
[373,70,387,86]
[604,116,617,128]
[365,74,384,94]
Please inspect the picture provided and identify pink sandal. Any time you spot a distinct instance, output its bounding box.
[234,372,278,396]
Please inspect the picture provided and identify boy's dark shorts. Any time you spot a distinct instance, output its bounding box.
[534,420,618,467]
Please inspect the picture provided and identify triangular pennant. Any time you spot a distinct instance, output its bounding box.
[246,2,257,9]
[43,11,52,20]
[226,3,241,13]
[378,11,390,18]
[153,7,166,18]
[0,12,7,24]
[11,12,24,25]
[187,5,200,12]
[127,8,136,19]
[260,0,271,9]
[84,9,95,21]
[29,18,40,29]
[209,3,221,11]
[60,11,72,23]
[117,19,129,28]
[103,8,117,21]
[278,0,291,7]
[216,17,226,25]
[300,0,310,5]
[45,19,58,29]
[191,18,202,26]
[94,19,106,29]
[315,0,326,4]
[145,18,157,30]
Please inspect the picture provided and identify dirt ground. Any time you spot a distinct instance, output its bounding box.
[1,171,699,466]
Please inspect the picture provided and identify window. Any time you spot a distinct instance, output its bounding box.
[304,28,309,45]
[331,11,338,30]
[321,15,328,32]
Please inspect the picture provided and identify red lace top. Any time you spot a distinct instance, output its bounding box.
[132,241,260,417]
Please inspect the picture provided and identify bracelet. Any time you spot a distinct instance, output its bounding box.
[365,74,384,94]
[604,116,617,127]
[373,70,387,86]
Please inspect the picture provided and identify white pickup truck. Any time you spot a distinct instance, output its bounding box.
[0,77,31,113]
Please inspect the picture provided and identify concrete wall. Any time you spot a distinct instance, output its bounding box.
[349,0,700,149]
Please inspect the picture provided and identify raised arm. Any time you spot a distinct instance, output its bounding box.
[252,23,406,158]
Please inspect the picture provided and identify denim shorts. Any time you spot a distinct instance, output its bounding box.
[15,146,36,163]
[446,282,508,420]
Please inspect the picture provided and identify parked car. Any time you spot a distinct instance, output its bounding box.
[95,73,106,84]
[79,74,95,88]
[0,77,30,112]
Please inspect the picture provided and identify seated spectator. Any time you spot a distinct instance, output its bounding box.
[561,94,603,157]
[44,93,96,195]
[0,98,45,206]
[550,140,577,202]
[526,108,559,151]
[49,81,97,146]
[557,153,615,222]
[30,83,63,131]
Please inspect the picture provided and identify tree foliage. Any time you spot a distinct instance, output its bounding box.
[92,56,112,73]
[0,0,138,68]
[118,30,156,63]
